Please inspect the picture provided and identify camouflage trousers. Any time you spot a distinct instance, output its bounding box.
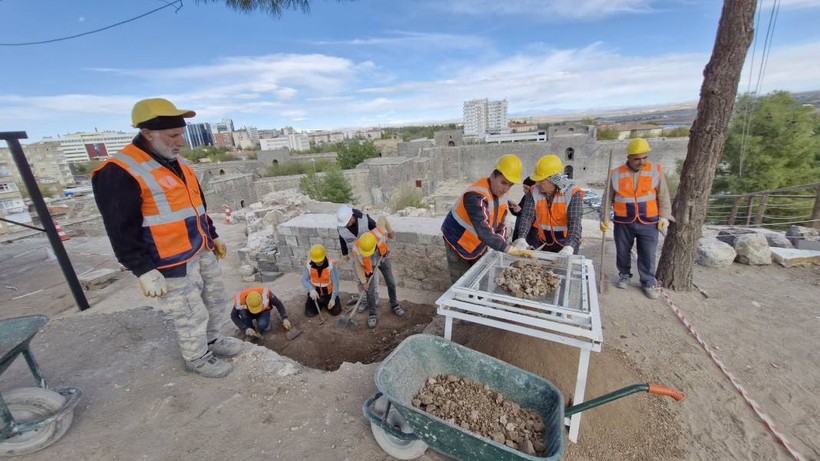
[159,250,229,361]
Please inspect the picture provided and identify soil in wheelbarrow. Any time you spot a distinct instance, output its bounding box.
[235,292,437,371]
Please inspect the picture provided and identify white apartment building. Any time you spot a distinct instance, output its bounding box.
[463,98,509,137]
[210,118,235,134]
[43,131,134,164]
[259,133,311,152]
[259,137,289,150]
[4,141,75,187]
[0,159,32,233]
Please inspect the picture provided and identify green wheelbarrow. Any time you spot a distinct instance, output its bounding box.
[0,315,82,456]
[362,334,684,460]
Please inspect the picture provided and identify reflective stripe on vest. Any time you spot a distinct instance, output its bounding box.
[531,185,581,246]
[307,258,334,294]
[337,213,370,246]
[353,227,387,275]
[234,287,271,311]
[441,178,508,260]
[612,162,661,224]
[91,144,211,269]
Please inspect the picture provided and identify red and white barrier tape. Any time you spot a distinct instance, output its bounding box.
[659,287,808,461]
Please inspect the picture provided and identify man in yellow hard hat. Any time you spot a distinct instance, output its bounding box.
[91,98,240,378]
[336,204,394,306]
[301,244,342,317]
[600,138,673,299]
[441,154,534,283]
[513,155,584,255]
[352,218,404,329]
[230,287,291,339]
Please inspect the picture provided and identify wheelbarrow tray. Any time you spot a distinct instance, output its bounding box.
[372,334,565,460]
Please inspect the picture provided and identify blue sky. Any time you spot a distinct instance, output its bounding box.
[1,0,819,142]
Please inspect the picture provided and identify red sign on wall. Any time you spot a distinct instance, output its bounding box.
[84,143,109,160]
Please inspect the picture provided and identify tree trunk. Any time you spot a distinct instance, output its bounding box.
[656,0,756,290]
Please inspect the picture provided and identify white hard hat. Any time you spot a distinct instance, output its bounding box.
[336,205,353,227]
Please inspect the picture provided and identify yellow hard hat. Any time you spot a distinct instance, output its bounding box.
[494,154,523,184]
[131,98,196,128]
[309,244,326,264]
[530,154,563,182]
[626,138,651,156]
[246,291,264,314]
[358,233,377,257]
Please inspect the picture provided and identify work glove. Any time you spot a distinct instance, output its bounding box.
[558,246,574,256]
[282,319,292,331]
[309,289,319,300]
[388,230,395,240]
[245,327,261,339]
[512,238,531,250]
[328,297,336,309]
[138,269,167,297]
[508,248,535,259]
[657,217,669,233]
[213,238,227,260]
[599,221,609,233]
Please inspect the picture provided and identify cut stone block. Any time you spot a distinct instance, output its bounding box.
[79,268,122,290]
[770,247,820,267]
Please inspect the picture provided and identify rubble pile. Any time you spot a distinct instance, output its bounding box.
[495,260,560,299]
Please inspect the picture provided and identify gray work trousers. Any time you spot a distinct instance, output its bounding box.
[365,258,398,315]
[159,250,229,361]
[614,220,659,288]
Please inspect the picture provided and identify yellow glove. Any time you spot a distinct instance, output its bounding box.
[600,221,609,233]
[213,238,227,260]
[508,248,535,258]
[658,218,669,233]
[138,269,167,297]
[282,319,292,331]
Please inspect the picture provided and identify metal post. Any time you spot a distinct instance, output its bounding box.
[0,132,89,310]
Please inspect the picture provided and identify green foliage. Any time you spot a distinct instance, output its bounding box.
[715,91,820,195]
[264,159,335,177]
[199,0,312,18]
[581,117,597,126]
[389,184,424,212]
[382,124,459,142]
[180,146,234,163]
[661,127,690,137]
[597,128,619,141]
[70,160,103,175]
[336,141,380,169]
[298,167,354,203]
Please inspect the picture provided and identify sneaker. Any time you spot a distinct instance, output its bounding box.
[367,314,378,329]
[391,304,406,317]
[185,351,233,378]
[643,285,660,300]
[615,274,630,289]
[209,337,244,357]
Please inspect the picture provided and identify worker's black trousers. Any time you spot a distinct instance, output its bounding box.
[304,293,342,317]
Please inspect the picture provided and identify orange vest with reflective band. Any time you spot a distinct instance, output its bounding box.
[531,185,582,247]
[441,178,508,260]
[91,144,212,269]
[234,287,271,311]
[611,162,661,224]
[307,258,334,294]
[354,228,387,276]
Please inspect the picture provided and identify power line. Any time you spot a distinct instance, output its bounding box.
[0,1,183,46]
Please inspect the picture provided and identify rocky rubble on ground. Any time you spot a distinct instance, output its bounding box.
[495,260,561,299]
[698,225,820,268]
[412,375,547,456]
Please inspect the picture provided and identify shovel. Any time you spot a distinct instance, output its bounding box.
[337,253,385,330]
[313,298,326,325]
[284,319,303,341]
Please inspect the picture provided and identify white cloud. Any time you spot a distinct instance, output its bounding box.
[430,0,654,20]
[311,31,488,49]
[779,0,820,9]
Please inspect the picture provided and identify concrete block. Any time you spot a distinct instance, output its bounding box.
[770,247,820,267]
[257,261,279,272]
[285,235,298,247]
[260,271,283,282]
[79,268,122,291]
[795,239,820,251]
[298,227,318,238]
[279,226,293,236]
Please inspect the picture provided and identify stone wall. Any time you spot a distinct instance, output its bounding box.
[254,169,373,205]
[274,214,450,292]
[204,174,258,211]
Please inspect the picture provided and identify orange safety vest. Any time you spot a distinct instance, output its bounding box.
[353,227,388,276]
[611,162,661,224]
[234,287,271,311]
[531,185,582,247]
[307,258,335,294]
[441,178,508,260]
[91,144,212,269]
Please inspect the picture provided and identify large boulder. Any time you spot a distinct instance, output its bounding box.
[734,233,772,265]
[697,238,737,268]
[716,228,756,246]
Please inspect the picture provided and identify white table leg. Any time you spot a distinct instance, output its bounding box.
[568,348,591,443]
[444,315,453,340]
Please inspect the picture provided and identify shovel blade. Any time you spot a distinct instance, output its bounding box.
[336,316,357,329]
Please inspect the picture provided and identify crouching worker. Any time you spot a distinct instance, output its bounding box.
[352,218,405,329]
[302,244,342,317]
[230,288,291,339]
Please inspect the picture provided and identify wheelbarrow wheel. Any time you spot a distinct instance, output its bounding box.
[369,395,428,460]
[0,387,74,456]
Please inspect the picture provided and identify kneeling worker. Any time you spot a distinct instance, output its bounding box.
[302,244,342,317]
[352,219,404,329]
[231,288,291,339]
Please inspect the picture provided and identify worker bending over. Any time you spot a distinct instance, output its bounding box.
[302,244,342,317]
[352,217,404,329]
[230,287,291,339]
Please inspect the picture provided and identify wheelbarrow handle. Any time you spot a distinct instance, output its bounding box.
[565,383,685,417]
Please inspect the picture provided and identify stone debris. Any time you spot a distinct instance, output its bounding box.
[495,260,561,299]
[412,374,547,457]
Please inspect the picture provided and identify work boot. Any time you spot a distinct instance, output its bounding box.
[643,285,660,300]
[391,304,406,317]
[185,351,233,378]
[367,314,378,329]
[615,274,630,289]
[208,336,244,357]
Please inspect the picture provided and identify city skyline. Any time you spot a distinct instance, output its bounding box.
[1,0,819,143]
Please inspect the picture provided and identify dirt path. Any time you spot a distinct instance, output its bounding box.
[1,217,818,460]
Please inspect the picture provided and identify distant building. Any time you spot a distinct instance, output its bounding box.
[485,130,547,144]
[463,98,509,137]
[213,132,235,149]
[20,141,74,186]
[232,129,258,150]
[184,123,214,148]
[260,137,290,151]
[0,158,32,233]
[43,131,133,163]
[210,118,235,134]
